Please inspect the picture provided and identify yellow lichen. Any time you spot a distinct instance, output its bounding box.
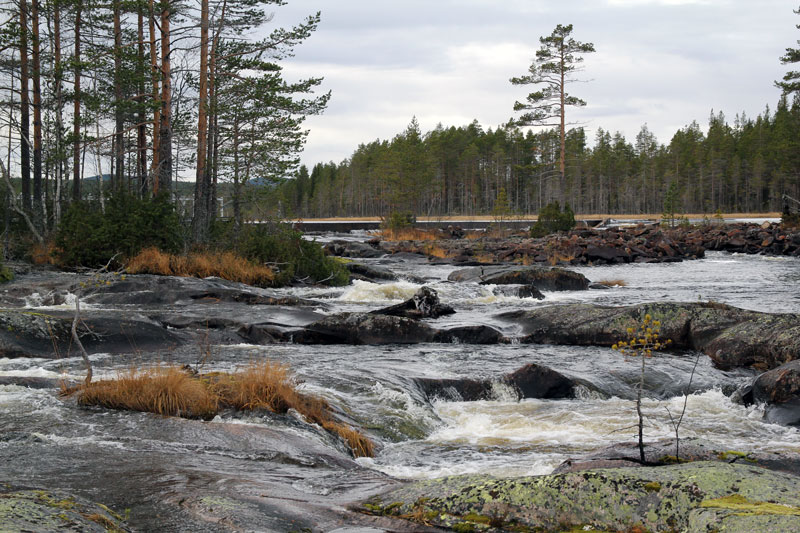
[700,494,800,516]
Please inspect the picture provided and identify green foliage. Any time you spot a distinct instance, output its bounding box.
[661,181,680,228]
[492,187,512,223]
[381,211,415,231]
[530,201,574,237]
[54,194,183,268]
[236,224,349,286]
[0,262,13,283]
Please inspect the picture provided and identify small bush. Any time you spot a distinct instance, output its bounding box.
[0,261,13,283]
[381,211,415,232]
[54,194,183,268]
[530,202,575,238]
[236,225,349,286]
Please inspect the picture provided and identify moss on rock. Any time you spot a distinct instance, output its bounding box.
[0,489,128,532]
[363,461,800,532]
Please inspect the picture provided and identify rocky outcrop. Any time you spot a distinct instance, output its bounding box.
[323,240,384,258]
[362,462,800,533]
[0,309,182,359]
[294,313,504,345]
[751,360,800,426]
[344,262,398,282]
[416,363,582,401]
[370,286,455,319]
[497,302,800,371]
[0,488,130,532]
[552,438,800,477]
[448,265,589,291]
[372,222,800,265]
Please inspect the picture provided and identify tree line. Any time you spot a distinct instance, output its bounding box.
[0,0,327,245]
[280,95,800,218]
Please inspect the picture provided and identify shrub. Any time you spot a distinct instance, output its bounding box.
[126,248,275,287]
[381,210,416,232]
[0,261,13,283]
[530,201,575,237]
[54,194,183,268]
[236,224,349,286]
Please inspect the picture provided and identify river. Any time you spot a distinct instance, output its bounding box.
[1,243,800,531]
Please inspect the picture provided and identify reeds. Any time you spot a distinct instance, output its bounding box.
[126,248,274,286]
[66,361,374,457]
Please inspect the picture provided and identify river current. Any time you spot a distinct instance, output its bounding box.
[2,242,800,529]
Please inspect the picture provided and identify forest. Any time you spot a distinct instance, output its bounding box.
[281,101,800,220]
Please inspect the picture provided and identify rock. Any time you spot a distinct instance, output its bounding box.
[0,376,77,389]
[552,438,800,477]
[415,363,580,402]
[752,360,800,426]
[491,285,546,299]
[323,240,384,258]
[496,302,800,371]
[0,488,130,532]
[505,363,576,399]
[361,462,800,533]
[0,309,182,359]
[344,262,398,282]
[448,265,589,291]
[433,325,504,344]
[371,286,455,319]
[295,313,439,345]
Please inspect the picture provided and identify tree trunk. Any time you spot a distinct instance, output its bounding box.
[157,0,172,196]
[559,45,566,204]
[137,6,148,196]
[19,0,32,212]
[148,0,160,193]
[31,0,44,229]
[72,0,82,202]
[113,0,124,192]
[192,0,210,241]
[53,0,63,225]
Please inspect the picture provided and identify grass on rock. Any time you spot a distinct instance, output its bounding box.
[65,361,374,458]
[126,247,275,287]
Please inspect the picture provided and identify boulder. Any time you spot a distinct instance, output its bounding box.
[0,309,182,359]
[448,265,589,291]
[752,360,800,426]
[491,285,545,299]
[496,302,800,371]
[415,363,580,402]
[370,286,455,319]
[361,462,800,533]
[344,262,398,282]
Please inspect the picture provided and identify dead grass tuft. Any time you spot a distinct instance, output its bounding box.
[423,244,453,259]
[126,248,274,286]
[75,366,218,420]
[596,279,627,287]
[381,227,438,241]
[68,361,374,457]
[30,241,57,265]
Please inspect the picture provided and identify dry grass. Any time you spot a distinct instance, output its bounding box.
[423,244,453,259]
[596,279,627,287]
[380,227,439,241]
[29,241,57,265]
[74,366,219,420]
[66,361,374,458]
[126,247,275,286]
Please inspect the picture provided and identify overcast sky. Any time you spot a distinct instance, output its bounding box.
[271,0,799,168]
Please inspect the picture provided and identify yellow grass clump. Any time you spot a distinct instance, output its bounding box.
[66,361,374,458]
[422,244,453,260]
[380,227,439,241]
[126,248,275,286]
[596,279,627,287]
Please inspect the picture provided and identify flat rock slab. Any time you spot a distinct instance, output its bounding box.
[448,265,589,291]
[496,301,800,371]
[0,309,182,359]
[362,461,800,532]
[0,488,130,532]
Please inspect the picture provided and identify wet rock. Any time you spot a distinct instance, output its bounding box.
[496,302,800,371]
[0,376,76,389]
[552,438,800,477]
[491,285,545,299]
[0,488,130,532]
[363,461,800,533]
[448,265,589,291]
[296,313,439,345]
[323,240,384,258]
[0,309,182,359]
[752,360,800,426]
[371,286,455,319]
[433,325,504,344]
[416,363,580,401]
[344,262,398,282]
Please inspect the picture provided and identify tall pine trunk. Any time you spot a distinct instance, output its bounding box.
[192,0,209,241]
[113,0,124,191]
[137,6,147,196]
[157,0,171,196]
[19,0,31,211]
[31,0,43,229]
[148,0,160,192]
[72,0,82,201]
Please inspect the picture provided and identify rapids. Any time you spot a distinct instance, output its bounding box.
[2,245,800,530]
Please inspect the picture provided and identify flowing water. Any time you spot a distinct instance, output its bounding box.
[2,246,800,529]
